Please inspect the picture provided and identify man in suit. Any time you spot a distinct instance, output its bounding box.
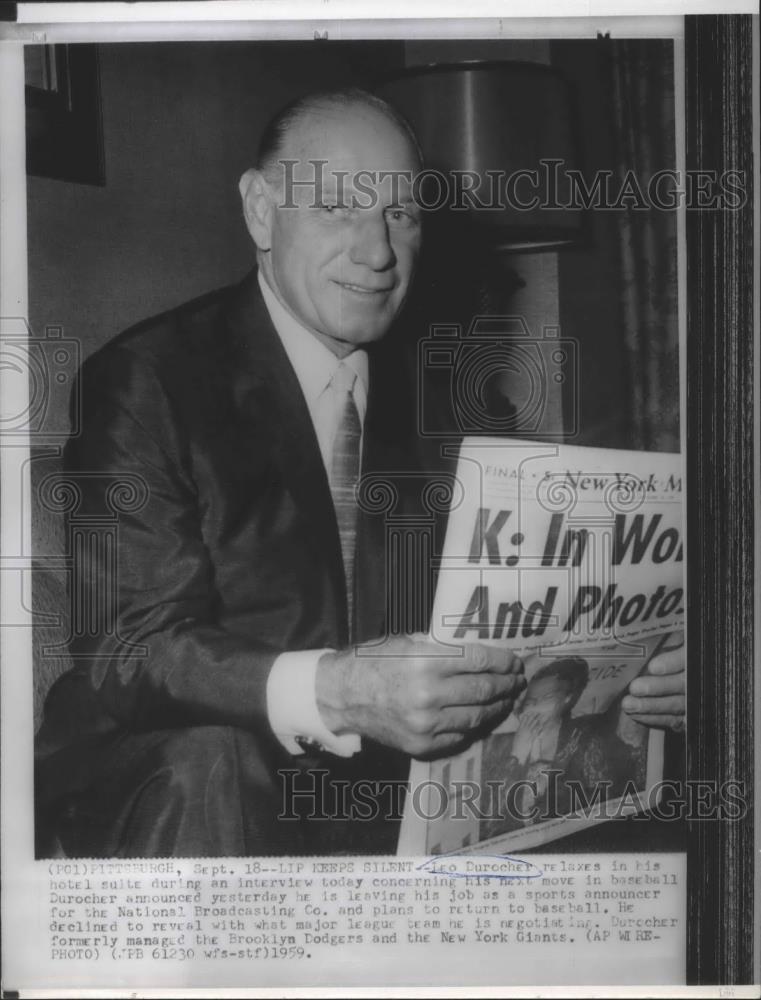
[35,88,685,858]
[34,89,529,858]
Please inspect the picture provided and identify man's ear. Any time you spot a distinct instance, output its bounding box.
[239,168,274,251]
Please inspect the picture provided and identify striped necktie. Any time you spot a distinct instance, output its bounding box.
[329,363,361,630]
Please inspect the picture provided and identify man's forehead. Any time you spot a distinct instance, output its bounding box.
[279,105,419,174]
[319,167,415,198]
[530,675,566,692]
[273,164,417,210]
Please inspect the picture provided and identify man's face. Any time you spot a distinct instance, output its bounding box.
[249,104,422,357]
[519,675,574,721]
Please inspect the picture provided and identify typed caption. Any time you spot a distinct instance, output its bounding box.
[37,853,686,987]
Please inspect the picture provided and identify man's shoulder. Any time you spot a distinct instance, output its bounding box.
[89,272,257,374]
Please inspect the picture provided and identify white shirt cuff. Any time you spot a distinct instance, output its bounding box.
[266,649,361,758]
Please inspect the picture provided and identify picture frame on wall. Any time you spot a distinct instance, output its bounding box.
[25,43,105,185]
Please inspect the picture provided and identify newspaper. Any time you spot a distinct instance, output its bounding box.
[400,439,684,856]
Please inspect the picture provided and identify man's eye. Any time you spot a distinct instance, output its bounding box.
[385,207,417,228]
[319,203,349,217]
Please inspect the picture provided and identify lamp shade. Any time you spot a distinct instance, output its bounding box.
[375,61,584,251]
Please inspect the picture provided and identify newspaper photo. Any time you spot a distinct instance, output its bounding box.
[401,439,684,856]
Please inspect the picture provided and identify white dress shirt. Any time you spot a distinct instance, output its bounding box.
[258,270,363,757]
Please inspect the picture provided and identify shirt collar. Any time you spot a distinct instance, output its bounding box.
[257,269,368,407]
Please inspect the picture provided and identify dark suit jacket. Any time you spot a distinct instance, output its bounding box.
[36,270,426,801]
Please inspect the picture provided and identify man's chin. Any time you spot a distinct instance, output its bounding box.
[331,315,398,348]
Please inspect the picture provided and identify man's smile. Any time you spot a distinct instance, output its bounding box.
[335,280,394,295]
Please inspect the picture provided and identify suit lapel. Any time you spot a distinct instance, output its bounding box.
[224,271,349,639]
[222,271,421,648]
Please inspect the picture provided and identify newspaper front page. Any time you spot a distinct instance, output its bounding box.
[400,439,684,857]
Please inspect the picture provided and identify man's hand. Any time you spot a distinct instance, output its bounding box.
[316,635,525,758]
[621,638,685,733]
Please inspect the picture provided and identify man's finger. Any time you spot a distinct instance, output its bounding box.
[440,643,524,676]
[623,713,685,733]
[437,673,526,708]
[647,645,686,675]
[402,638,522,676]
[621,694,685,716]
[407,730,464,759]
[433,698,515,736]
[628,672,685,698]
[424,732,467,756]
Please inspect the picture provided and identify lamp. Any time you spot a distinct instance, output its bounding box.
[375,60,584,252]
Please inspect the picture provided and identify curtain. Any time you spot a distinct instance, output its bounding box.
[604,40,680,452]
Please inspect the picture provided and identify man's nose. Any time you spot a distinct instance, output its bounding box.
[348,213,395,270]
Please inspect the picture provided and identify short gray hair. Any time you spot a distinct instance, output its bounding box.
[256,86,422,183]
